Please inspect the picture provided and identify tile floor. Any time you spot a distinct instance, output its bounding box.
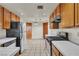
[20,39,49,56]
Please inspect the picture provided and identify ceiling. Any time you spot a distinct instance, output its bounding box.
[0,3,58,23]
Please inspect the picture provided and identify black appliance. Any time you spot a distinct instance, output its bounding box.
[51,16,61,29]
[6,22,23,53]
[10,22,20,29]
[52,16,61,23]
[46,32,69,56]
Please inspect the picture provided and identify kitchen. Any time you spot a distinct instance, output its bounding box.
[0,3,79,56]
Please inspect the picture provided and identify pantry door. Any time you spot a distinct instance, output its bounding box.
[26,23,32,39]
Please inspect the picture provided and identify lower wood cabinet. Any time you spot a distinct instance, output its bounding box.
[52,44,63,56]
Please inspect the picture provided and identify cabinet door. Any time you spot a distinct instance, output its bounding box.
[66,4,74,28]
[75,3,78,26]
[77,4,79,26]
[0,6,3,28]
[56,4,61,16]
[60,3,74,28]
[16,16,20,22]
[59,4,65,28]
[3,8,10,29]
[11,12,16,22]
[52,44,60,56]
[75,3,79,27]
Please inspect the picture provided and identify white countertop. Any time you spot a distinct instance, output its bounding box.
[0,37,16,45]
[52,41,79,56]
[0,43,20,56]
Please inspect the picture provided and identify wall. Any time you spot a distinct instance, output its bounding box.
[61,28,79,45]
[0,29,6,39]
[48,28,79,45]
[32,23,43,39]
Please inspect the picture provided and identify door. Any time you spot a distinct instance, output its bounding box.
[43,22,48,39]
[26,23,32,39]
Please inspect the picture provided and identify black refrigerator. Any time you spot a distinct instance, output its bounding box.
[6,22,23,53]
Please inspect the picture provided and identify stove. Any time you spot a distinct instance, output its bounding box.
[45,32,69,56]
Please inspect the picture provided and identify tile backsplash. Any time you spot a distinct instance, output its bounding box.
[49,28,79,45]
[0,29,6,39]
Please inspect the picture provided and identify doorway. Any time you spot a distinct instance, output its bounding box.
[26,23,32,39]
[43,22,48,39]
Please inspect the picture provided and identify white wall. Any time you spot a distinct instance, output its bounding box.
[0,29,6,39]
[61,28,79,45]
[48,28,79,45]
[32,23,43,39]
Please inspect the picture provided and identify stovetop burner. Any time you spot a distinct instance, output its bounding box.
[47,36,68,42]
[47,32,69,42]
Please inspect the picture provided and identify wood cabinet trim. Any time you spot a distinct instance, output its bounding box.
[3,7,11,29]
[52,44,63,56]
[0,6,4,28]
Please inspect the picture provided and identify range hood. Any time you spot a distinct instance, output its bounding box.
[51,16,61,23]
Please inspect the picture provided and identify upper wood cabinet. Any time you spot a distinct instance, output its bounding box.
[60,3,74,28]
[75,3,79,27]
[11,12,20,22]
[55,4,61,16]
[16,16,20,22]
[11,12,16,22]
[0,6,3,28]
[3,8,11,29]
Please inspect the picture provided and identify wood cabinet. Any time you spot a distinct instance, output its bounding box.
[60,3,74,28]
[11,12,16,22]
[50,3,75,29]
[75,3,79,27]
[11,12,20,22]
[16,16,20,22]
[52,44,63,56]
[3,8,11,29]
[0,6,3,28]
[50,23,59,29]
[55,4,61,16]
